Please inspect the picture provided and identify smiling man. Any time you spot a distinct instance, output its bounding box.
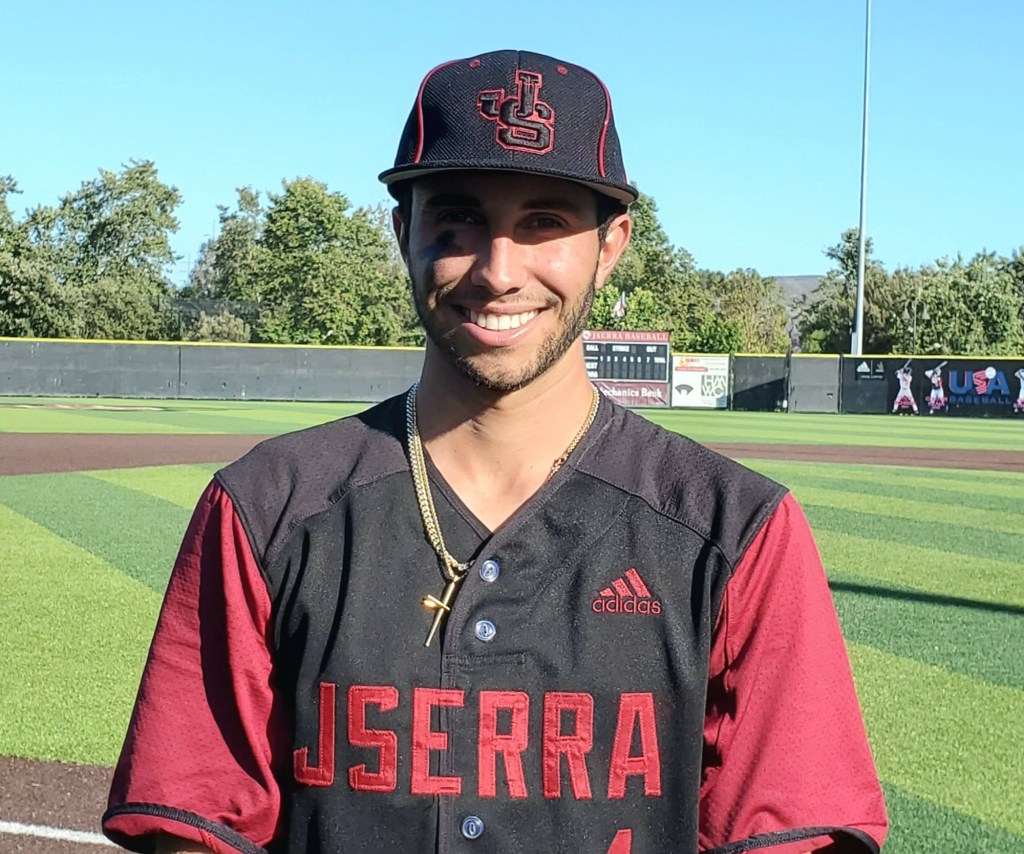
[103,50,887,854]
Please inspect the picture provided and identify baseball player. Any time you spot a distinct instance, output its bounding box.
[1014,367,1024,413]
[924,362,947,413]
[891,363,918,414]
[104,50,887,853]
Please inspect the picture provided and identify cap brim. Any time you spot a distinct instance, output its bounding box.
[379,163,638,205]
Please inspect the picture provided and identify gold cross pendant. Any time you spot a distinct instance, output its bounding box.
[421,574,465,647]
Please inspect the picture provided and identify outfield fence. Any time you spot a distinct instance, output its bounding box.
[1,339,424,403]
[2,338,1022,417]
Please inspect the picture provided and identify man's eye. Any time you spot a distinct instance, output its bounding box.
[530,215,565,229]
[437,210,480,224]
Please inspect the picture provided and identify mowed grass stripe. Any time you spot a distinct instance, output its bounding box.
[749,458,1024,485]
[0,396,366,413]
[87,464,221,510]
[7,398,1024,449]
[66,408,305,435]
[815,530,1022,608]
[790,484,1022,536]
[803,504,1019,564]
[96,402,362,434]
[1,408,195,434]
[832,572,1024,688]
[749,463,1024,511]
[646,410,1024,449]
[0,400,366,434]
[0,474,188,591]
[0,504,160,765]
[188,403,363,424]
[749,466,1024,511]
[850,642,1024,834]
[882,783,1024,854]
[0,401,366,436]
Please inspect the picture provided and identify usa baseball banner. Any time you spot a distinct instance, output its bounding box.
[671,355,730,409]
[885,357,1024,417]
[583,330,672,408]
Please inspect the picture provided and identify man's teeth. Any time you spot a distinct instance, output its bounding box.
[467,309,538,331]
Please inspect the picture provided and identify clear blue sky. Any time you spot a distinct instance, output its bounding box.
[3,1,1022,283]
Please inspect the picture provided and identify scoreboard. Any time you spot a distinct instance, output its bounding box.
[583,330,672,407]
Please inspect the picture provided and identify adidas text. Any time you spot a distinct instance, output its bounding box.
[591,598,662,615]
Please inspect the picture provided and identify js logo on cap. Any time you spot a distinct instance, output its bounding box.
[477,70,555,154]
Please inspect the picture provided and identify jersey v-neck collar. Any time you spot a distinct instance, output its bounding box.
[420,391,614,543]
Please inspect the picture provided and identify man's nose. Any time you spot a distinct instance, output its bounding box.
[471,234,525,294]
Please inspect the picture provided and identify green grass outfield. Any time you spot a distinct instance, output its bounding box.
[1,399,1022,852]
[2,395,1023,450]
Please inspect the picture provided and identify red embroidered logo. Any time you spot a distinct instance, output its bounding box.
[591,569,662,616]
[477,69,555,154]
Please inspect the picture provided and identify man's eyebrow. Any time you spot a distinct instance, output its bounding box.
[421,193,481,208]
[420,193,588,215]
[521,197,588,215]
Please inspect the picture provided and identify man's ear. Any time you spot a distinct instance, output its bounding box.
[594,213,632,291]
[392,207,409,263]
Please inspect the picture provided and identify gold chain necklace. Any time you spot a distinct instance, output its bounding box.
[406,382,600,646]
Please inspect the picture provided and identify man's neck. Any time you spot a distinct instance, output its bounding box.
[414,347,597,531]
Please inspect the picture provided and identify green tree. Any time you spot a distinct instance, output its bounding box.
[795,228,890,353]
[17,161,183,340]
[702,268,789,353]
[897,253,1023,356]
[589,284,664,332]
[55,161,179,285]
[189,181,419,346]
[1002,247,1024,333]
[182,310,252,343]
[183,187,263,303]
[887,266,934,353]
[690,311,745,354]
[603,192,719,351]
[0,177,79,337]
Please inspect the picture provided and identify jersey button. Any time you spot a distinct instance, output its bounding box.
[479,559,501,582]
[461,815,485,840]
[474,619,497,642]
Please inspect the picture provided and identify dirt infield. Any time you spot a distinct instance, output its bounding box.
[2,433,1022,476]
[1,432,1021,852]
[0,756,112,851]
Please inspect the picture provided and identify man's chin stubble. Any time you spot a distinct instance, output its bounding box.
[431,296,594,393]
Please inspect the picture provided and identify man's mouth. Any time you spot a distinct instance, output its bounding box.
[465,309,539,331]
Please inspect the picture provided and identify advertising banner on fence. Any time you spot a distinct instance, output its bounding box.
[860,357,1024,418]
[584,330,671,408]
[671,354,730,408]
[593,380,671,407]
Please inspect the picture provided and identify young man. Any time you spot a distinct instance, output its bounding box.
[104,50,887,853]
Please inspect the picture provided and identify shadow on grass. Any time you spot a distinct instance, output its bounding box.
[830,580,1024,617]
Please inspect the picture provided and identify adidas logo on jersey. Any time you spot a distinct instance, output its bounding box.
[591,568,662,615]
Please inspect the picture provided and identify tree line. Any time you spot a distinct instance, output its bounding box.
[2,161,1021,355]
[795,229,1024,356]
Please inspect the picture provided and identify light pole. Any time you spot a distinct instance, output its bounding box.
[852,0,871,355]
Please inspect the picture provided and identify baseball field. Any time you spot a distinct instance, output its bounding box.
[0,398,1021,853]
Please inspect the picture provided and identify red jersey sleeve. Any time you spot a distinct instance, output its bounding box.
[699,493,888,854]
[103,480,290,854]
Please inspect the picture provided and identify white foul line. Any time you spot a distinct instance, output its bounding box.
[0,819,115,846]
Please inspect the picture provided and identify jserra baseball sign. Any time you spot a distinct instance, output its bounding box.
[583,330,671,407]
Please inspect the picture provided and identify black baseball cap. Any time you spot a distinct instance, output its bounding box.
[380,49,638,205]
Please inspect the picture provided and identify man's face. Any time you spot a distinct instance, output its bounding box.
[396,171,630,392]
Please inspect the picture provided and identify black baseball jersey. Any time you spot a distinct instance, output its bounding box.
[104,393,887,853]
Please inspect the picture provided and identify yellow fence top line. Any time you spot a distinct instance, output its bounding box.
[0,336,424,352]
[2,338,1021,360]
